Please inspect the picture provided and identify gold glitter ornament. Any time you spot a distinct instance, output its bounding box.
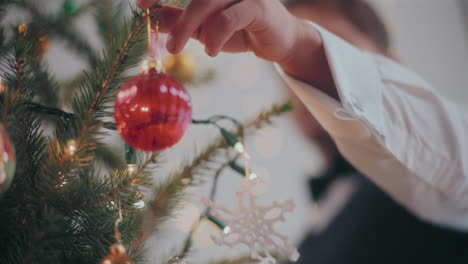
[164,53,196,83]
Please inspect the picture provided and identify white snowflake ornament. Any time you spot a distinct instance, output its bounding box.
[202,176,300,263]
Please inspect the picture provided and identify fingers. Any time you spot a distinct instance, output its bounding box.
[158,0,263,56]
[166,0,236,54]
[157,5,183,34]
[157,5,203,41]
[202,0,259,56]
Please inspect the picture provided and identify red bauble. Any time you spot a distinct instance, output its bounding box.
[136,0,160,8]
[114,66,192,152]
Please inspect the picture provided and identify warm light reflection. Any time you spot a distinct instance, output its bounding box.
[127,164,137,174]
[0,77,7,93]
[18,24,28,36]
[67,140,77,155]
[134,200,145,209]
[59,180,68,188]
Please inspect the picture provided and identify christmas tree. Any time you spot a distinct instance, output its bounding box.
[0,0,294,263]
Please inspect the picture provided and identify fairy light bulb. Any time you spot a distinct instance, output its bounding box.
[67,140,77,155]
[249,172,257,180]
[18,24,28,36]
[234,142,245,154]
[59,179,68,188]
[223,226,231,234]
[127,164,137,174]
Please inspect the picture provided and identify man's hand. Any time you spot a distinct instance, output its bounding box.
[159,0,335,95]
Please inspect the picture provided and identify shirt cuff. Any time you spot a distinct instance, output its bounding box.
[318,22,386,134]
[276,22,386,140]
[275,63,369,140]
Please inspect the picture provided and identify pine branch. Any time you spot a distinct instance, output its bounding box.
[34,162,151,263]
[85,18,142,121]
[63,153,158,212]
[0,32,51,264]
[44,10,148,196]
[0,7,151,263]
[0,31,39,119]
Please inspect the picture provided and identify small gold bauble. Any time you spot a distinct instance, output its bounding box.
[17,24,50,57]
[164,53,196,83]
[18,24,28,36]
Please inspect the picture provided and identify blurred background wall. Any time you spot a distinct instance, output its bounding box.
[372,0,468,103]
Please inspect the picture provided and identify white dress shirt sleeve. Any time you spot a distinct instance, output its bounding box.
[275,23,468,231]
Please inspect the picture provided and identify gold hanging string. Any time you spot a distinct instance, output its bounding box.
[146,8,152,57]
[154,12,163,71]
[146,8,163,71]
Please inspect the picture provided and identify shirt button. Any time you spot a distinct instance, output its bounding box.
[350,94,363,113]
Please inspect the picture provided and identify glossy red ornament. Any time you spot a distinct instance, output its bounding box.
[115,62,192,152]
[136,0,160,8]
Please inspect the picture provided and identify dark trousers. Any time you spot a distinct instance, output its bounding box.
[295,175,468,264]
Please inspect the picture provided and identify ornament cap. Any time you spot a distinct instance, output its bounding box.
[140,59,162,74]
[109,243,126,255]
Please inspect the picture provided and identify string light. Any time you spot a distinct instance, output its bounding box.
[67,140,77,155]
[223,226,231,234]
